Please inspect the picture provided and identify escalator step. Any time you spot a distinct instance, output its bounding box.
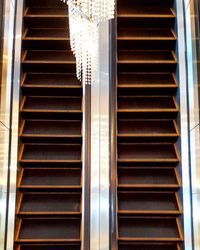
[19,168,81,188]
[18,193,81,215]
[117,168,180,190]
[118,217,182,241]
[17,218,81,242]
[118,192,181,215]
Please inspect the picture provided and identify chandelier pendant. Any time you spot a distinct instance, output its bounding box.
[61,0,115,85]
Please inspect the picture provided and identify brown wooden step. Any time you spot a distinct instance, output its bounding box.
[117,119,178,142]
[22,73,80,86]
[118,217,182,242]
[117,73,177,95]
[23,50,75,63]
[117,7,175,18]
[25,0,67,8]
[117,143,179,164]
[21,96,82,111]
[25,7,68,17]
[118,41,176,52]
[19,245,81,250]
[16,218,81,243]
[118,192,181,215]
[117,96,178,119]
[23,28,70,50]
[117,17,175,30]
[24,7,69,29]
[20,120,82,143]
[118,29,175,41]
[17,193,81,215]
[24,28,69,39]
[118,243,181,250]
[118,96,178,109]
[118,50,176,62]
[20,96,82,119]
[20,144,82,161]
[21,73,82,95]
[22,50,76,72]
[117,0,174,8]
[24,17,68,30]
[19,168,81,189]
[117,51,177,72]
[118,72,177,85]
[117,168,180,190]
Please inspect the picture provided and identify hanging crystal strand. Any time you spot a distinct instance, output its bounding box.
[61,0,115,85]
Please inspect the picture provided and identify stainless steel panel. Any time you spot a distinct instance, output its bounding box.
[185,0,200,131]
[99,21,110,250]
[6,0,23,249]
[0,0,15,129]
[0,0,16,249]
[185,0,192,10]
[0,123,9,250]
[82,82,91,250]
[190,125,200,194]
[184,0,200,249]
[176,1,193,249]
[90,62,100,250]
[90,21,110,250]
[0,192,8,249]
[0,123,9,194]
[193,194,200,250]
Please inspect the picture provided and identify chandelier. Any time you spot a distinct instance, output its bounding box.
[61,0,115,85]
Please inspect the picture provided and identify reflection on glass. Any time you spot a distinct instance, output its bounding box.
[0,0,3,96]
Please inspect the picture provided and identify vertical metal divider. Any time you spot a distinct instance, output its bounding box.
[90,48,100,250]
[0,0,16,248]
[109,6,117,250]
[186,0,200,248]
[6,0,23,249]
[176,0,194,249]
[90,20,111,250]
[99,20,110,250]
[82,83,91,250]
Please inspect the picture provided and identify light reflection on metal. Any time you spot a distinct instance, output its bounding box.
[0,0,16,249]
[90,20,110,250]
[184,0,200,249]
[0,124,9,250]
[99,21,109,250]
[6,0,23,249]
[0,0,15,128]
[177,0,193,250]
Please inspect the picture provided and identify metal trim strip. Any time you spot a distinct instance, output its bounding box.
[176,0,194,249]
[82,84,91,250]
[109,8,118,250]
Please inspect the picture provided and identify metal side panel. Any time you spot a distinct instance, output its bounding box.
[177,0,193,249]
[6,0,23,249]
[90,21,110,250]
[0,0,16,249]
[0,123,9,249]
[0,0,15,129]
[184,0,200,249]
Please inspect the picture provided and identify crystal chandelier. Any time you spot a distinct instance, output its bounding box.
[61,0,115,85]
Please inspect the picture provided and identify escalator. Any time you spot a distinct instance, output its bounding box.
[14,1,83,249]
[12,0,185,249]
[115,0,183,249]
